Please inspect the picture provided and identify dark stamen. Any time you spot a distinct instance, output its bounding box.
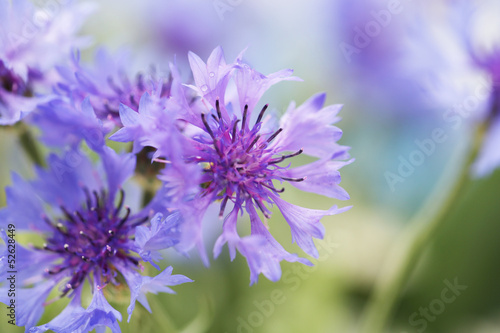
[93,190,101,210]
[216,99,222,119]
[129,94,138,108]
[75,211,85,223]
[91,191,102,220]
[107,77,123,94]
[201,113,223,156]
[255,199,271,219]
[71,279,82,290]
[261,182,285,193]
[255,104,269,125]
[43,215,54,227]
[55,222,68,236]
[136,73,145,91]
[266,128,282,143]
[246,135,260,153]
[46,266,67,275]
[114,188,125,216]
[269,148,303,164]
[127,257,139,265]
[219,196,229,217]
[41,244,63,253]
[83,188,92,210]
[281,176,307,182]
[201,113,215,139]
[232,119,240,143]
[129,215,150,228]
[241,105,248,134]
[60,206,77,224]
[118,206,131,228]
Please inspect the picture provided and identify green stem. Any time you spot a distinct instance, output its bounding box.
[359,121,487,333]
[17,122,45,167]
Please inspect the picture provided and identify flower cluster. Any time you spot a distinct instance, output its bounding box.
[0,1,352,332]
[0,0,93,125]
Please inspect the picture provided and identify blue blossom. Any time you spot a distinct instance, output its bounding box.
[0,147,191,332]
[29,48,181,153]
[52,48,172,126]
[113,47,353,284]
[444,0,500,176]
[467,43,500,176]
[0,0,93,125]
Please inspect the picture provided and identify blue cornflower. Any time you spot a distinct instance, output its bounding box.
[436,0,500,176]
[112,47,353,284]
[461,27,500,176]
[0,147,191,332]
[52,48,173,126]
[0,0,93,125]
[30,49,179,153]
[467,47,500,176]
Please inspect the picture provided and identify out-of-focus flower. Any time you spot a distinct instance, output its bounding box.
[112,46,353,284]
[333,0,476,116]
[0,0,93,125]
[30,49,180,153]
[53,48,173,125]
[145,0,224,58]
[0,147,191,332]
[453,0,500,176]
[335,0,500,177]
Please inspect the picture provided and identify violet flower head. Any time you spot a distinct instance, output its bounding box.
[53,48,173,126]
[468,43,500,176]
[450,0,500,176]
[0,0,93,125]
[0,147,191,332]
[113,47,353,284]
[30,49,180,154]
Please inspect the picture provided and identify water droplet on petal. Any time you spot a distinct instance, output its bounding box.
[201,85,208,92]
[209,72,215,78]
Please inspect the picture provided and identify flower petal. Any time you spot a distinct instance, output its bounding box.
[277,158,354,200]
[134,212,181,267]
[246,203,312,284]
[273,93,348,159]
[270,193,351,258]
[118,265,192,322]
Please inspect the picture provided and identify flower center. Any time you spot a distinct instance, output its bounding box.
[41,188,148,296]
[104,72,172,118]
[197,100,305,218]
[0,61,31,97]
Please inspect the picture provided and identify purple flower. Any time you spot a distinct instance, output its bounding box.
[0,0,93,125]
[0,147,191,332]
[466,43,500,176]
[30,49,183,153]
[113,47,352,284]
[53,48,173,126]
[448,0,500,176]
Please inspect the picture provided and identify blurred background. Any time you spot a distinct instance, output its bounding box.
[1,0,500,332]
